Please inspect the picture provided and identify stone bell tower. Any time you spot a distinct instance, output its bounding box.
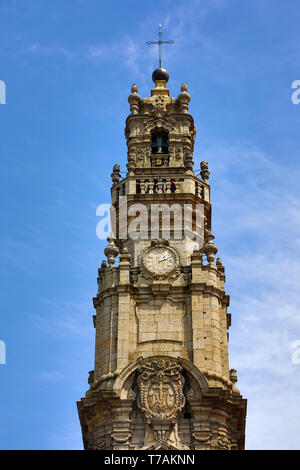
[77,67,247,450]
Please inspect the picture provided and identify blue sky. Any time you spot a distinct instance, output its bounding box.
[0,0,300,450]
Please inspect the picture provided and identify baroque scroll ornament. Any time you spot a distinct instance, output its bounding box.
[144,112,176,133]
[137,357,185,425]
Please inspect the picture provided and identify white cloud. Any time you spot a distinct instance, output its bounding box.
[30,298,92,340]
[200,141,300,449]
[39,371,64,382]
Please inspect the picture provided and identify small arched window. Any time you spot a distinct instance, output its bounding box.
[151,128,168,154]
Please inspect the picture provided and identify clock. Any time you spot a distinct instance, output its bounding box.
[141,244,179,279]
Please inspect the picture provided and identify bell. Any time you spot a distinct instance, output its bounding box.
[152,135,167,154]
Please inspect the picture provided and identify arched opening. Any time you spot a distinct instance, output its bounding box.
[151,128,168,155]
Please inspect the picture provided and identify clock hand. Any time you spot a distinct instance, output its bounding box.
[158,253,171,262]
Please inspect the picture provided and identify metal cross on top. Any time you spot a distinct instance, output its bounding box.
[146,24,174,68]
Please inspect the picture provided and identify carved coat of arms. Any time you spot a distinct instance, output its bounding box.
[137,357,185,425]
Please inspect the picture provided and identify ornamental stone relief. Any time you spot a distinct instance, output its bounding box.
[151,95,171,113]
[137,356,188,449]
[128,146,151,166]
[144,113,176,133]
[168,145,183,162]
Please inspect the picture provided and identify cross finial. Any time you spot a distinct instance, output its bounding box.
[146,24,174,68]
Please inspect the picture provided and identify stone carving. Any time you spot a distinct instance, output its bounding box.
[200,160,210,181]
[95,438,106,450]
[126,152,136,175]
[111,164,121,185]
[101,260,107,268]
[230,368,238,384]
[216,257,225,273]
[137,357,187,449]
[144,113,176,133]
[169,145,183,162]
[137,357,185,423]
[183,148,194,172]
[135,148,145,162]
[174,146,183,161]
[151,95,170,113]
[128,146,151,167]
[192,432,211,444]
[88,370,94,385]
[218,436,231,449]
[104,233,119,266]
[111,432,131,444]
[203,230,218,264]
[176,83,191,113]
[128,84,141,115]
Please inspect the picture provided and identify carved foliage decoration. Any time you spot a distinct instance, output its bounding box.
[137,357,185,426]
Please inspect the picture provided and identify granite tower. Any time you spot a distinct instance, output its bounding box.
[77,66,247,450]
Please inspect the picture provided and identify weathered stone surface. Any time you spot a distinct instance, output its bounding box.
[77,74,247,450]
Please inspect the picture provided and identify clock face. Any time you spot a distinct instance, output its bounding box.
[143,247,176,277]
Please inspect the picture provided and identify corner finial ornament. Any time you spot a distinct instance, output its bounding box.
[200,161,210,181]
[230,368,238,384]
[111,164,121,185]
[177,83,191,113]
[203,230,218,264]
[104,233,119,266]
[128,84,141,115]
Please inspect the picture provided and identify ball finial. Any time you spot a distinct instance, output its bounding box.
[152,67,169,83]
